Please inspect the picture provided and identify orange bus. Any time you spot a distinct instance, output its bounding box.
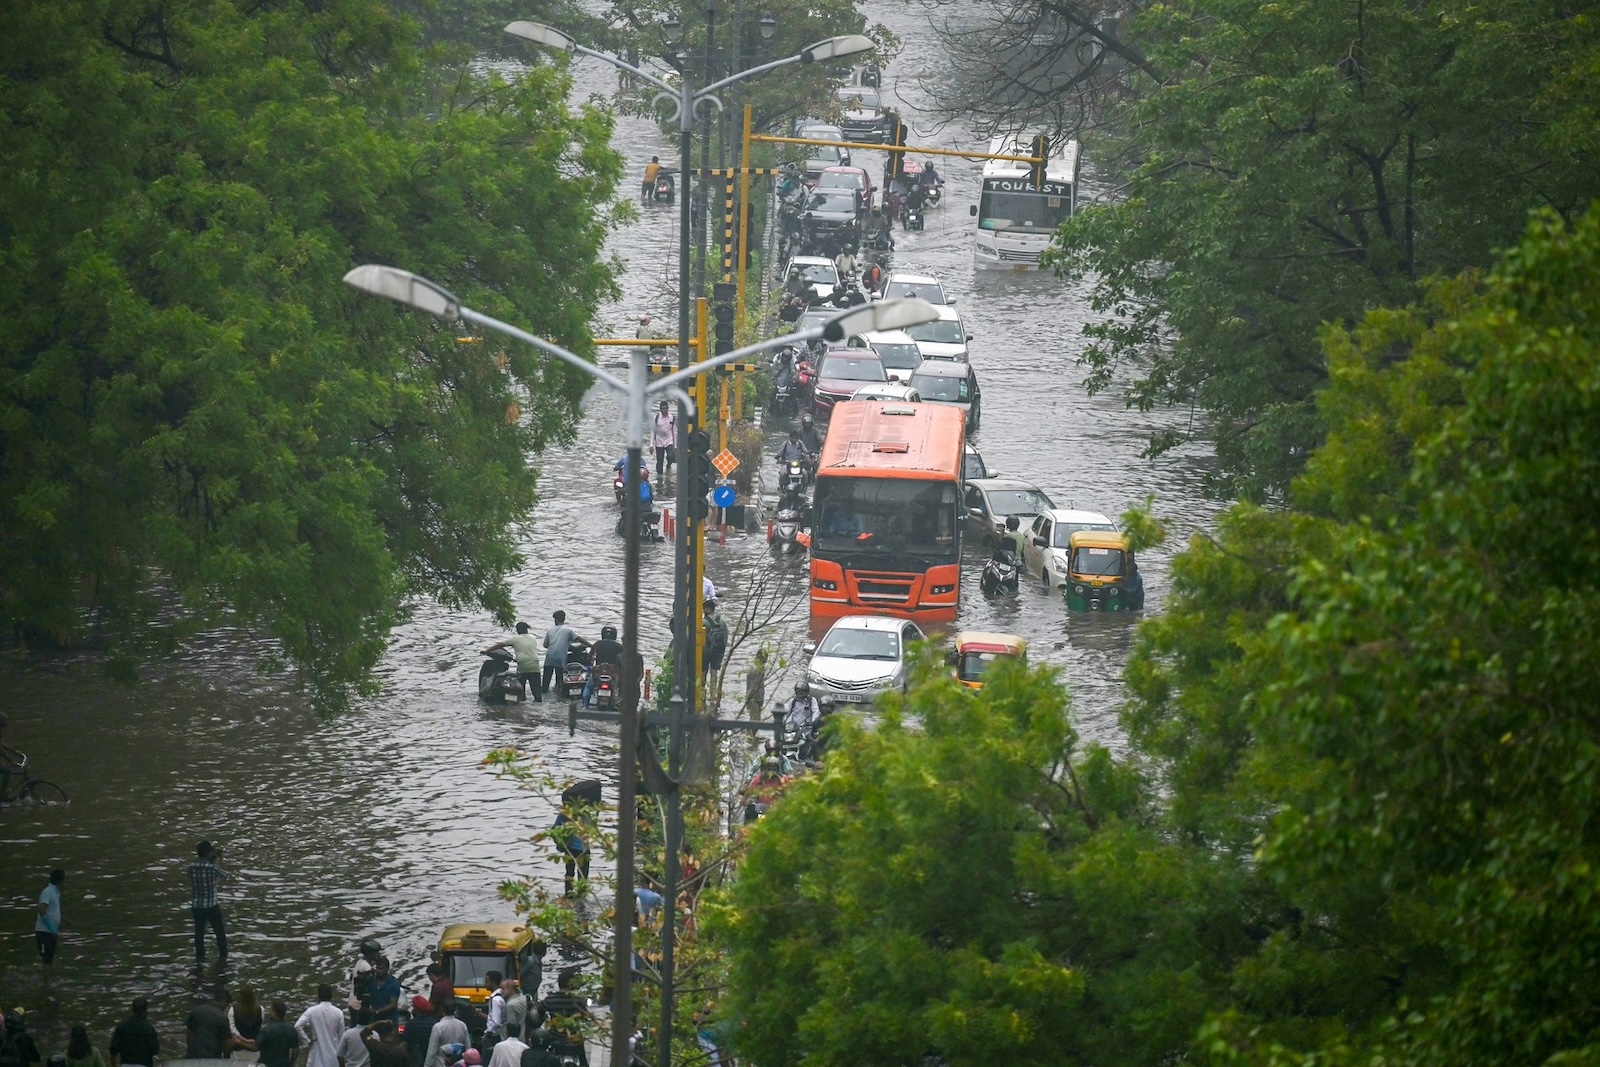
[809,400,965,622]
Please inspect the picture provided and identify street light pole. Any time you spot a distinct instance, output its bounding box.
[344,262,934,1067]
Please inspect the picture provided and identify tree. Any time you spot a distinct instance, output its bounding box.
[1052,0,1599,499]
[0,0,623,706]
[1130,205,1600,1064]
[707,655,1253,1067]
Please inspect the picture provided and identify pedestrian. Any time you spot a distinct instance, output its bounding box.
[365,1024,408,1067]
[701,600,728,693]
[423,1002,468,1067]
[502,982,528,1045]
[34,868,65,987]
[4,1010,42,1067]
[108,1000,160,1067]
[187,840,230,970]
[64,1026,104,1067]
[744,647,768,717]
[521,942,547,1001]
[336,1015,373,1067]
[651,401,676,481]
[480,972,506,1056]
[484,1022,526,1067]
[295,985,346,1067]
[425,964,455,1015]
[540,612,585,702]
[533,971,590,1067]
[482,623,542,701]
[405,998,436,1067]
[228,985,264,1062]
[254,1002,300,1067]
[186,985,232,1059]
[368,958,402,1026]
[551,809,591,898]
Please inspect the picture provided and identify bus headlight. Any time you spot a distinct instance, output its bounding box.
[813,577,838,591]
[931,583,955,595]
[976,243,999,258]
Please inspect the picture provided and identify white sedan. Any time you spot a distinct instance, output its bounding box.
[1021,508,1118,589]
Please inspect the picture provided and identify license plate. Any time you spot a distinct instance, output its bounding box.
[835,692,875,703]
[1012,263,1029,272]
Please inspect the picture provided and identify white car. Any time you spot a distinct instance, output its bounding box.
[783,255,841,301]
[1022,508,1119,589]
[805,615,926,703]
[879,271,951,305]
[904,304,971,361]
[847,330,924,383]
[851,383,922,402]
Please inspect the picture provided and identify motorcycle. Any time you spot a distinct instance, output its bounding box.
[590,663,622,710]
[615,506,664,541]
[778,457,810,496]
[478,648,526,704]
[924,181,944,208]
[901,199,925,231]
[980,550,1021,597]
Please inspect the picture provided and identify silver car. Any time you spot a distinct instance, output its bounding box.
[1022,508,1119,589]
[963,479,1055,546]
[805,615,926,703]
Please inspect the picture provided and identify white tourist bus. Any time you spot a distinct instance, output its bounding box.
[971,135,1081,270]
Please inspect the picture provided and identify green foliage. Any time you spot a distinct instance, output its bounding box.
[1052,0,1598,499]
[0,0,622,706]
[708,657,1250,1067]
[1130,205,1600,1064]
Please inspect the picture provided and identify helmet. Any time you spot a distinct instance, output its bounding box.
[360,938,382,958]
[794,681,810,696]
[601,625,618,641]
[800,413,814,428]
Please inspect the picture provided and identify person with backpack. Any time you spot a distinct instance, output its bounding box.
[701,600,728,694]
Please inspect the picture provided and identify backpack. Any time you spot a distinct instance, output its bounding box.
[705,617,727,662]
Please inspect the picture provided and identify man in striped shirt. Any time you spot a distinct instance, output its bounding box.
[188,839,230,969]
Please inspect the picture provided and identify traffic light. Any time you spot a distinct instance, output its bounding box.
[886,114,908,179]
[1029,134,1050,188]
[712,281,736,358]
[685,427,713,521]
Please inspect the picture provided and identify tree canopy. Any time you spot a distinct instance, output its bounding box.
[1053,0,1599,499]
[711,206,1600,1065]
[0,0,623,704]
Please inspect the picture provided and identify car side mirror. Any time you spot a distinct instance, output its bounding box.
[969,204,978,217]
[803,641,816,655]
[968,507,984,519]
[987,469,1002,478]
[1033,537,1047,548]
[947,298,956,305]
[966,333,974,341]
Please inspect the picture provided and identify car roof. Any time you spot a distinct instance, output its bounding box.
[928,304,963,323]
[968,478,1045,493]
[826,614,914,633]
[1042,507,1115,525]
[885,271,942,285]
[821,165,867,176]
[859,329,917,343]
[790,255,834,266]
[911,360,968,378]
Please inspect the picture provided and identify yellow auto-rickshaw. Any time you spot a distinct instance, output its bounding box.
[1062,530,1145,611]
[951,631,1026,689]
[437,923,544,1007]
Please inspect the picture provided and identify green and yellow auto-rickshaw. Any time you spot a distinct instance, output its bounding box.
[1062,530,1144,611]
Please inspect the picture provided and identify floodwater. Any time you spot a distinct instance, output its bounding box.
[0,0,1222,1054]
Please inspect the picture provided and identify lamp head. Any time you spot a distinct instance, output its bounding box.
[662,14,682,44]
[343,266,461,321]
[821,297,937,342]
[799,33,874,65]
[759,13,777,40]
[504,21,577,52]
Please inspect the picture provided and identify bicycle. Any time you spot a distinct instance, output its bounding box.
[0,752,69,804]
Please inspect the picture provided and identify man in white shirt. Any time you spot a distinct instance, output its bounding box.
[336,1021,372,1067]
[295,985,346,1067]
[423,1002,469,1067]
[483,970,507,1039]
[650,401,675,480]
[485,1022,528,1067]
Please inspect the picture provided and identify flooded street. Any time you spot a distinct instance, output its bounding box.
[1,1,1222,1050]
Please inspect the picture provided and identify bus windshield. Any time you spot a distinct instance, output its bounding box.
[813,476,959,558]
[977,190,1071,233]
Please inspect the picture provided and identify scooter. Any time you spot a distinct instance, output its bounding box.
[560,646,592,701]
[615,506,664,541]
[614,460,649,505]
[980,550,1021,597]
[902,199,925,231]
[478,649,526,703]
[652,169,676,203]
[590,663,622,710]
[925,182,944,208]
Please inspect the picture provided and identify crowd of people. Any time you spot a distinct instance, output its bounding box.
[0,942,596,1067]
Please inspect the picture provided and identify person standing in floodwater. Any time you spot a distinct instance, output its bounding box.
[187,840,231,970]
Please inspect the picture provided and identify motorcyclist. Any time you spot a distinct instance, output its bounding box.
[582,625,625,708]
[905,180,928,219]
[776,429,813,466]
[785,681,821,733]
[798,413,825,455]
[999,514,1028,560]
[919,159,941,189]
